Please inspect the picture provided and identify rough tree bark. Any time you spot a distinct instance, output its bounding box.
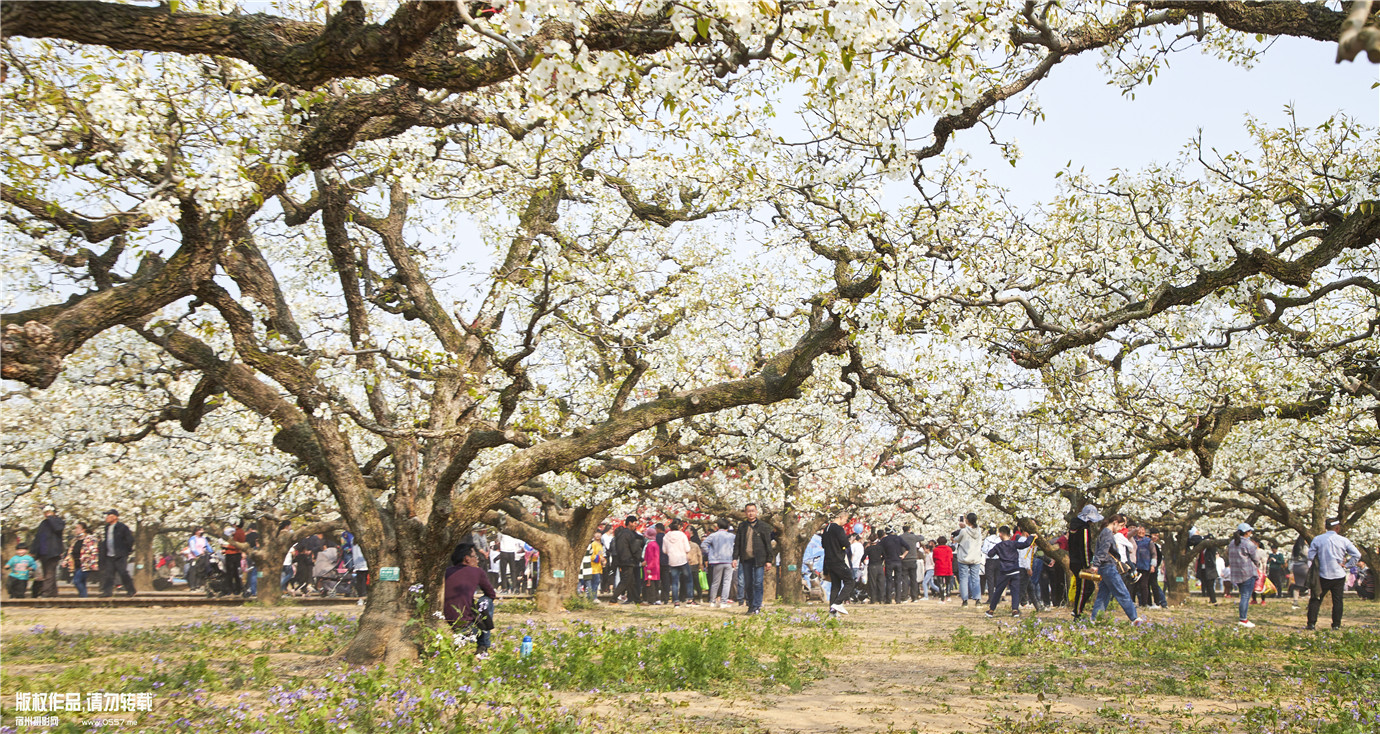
[4,0,1266,666]
[483,491,611,613]
[772,489,826,606]
[1160,528,1196,606]
[238,516,342,606]
[131,520,158,592]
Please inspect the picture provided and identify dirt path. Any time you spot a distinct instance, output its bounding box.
[570,596,1378,733]
[0,602,361,635]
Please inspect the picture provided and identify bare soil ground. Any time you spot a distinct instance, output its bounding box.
[561,595,1379,733]
[0,599,361,635]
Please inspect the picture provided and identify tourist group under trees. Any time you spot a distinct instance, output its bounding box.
[2,0,1377,662]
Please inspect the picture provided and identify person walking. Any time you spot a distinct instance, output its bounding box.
[1226,523,1260,628]
[1047,533,1069,607]
[600,524,616,597]
[1306,518,1363,630]
[916,541,933,600]
[1195,539,1220,605]
[1134,526,1156,608]
[931,536,954,602]
[980,527,1001,597]
[187,527,212,591]
[1089,514,1143,625]
[822,509,854,615]
[611,517,643,605]
[497,532,524,593]
[685,526,704,605]
[850,532,866,598]
[1251,541,1271,606]
[1148,530,1167,608]
[523,544,539,595]
[899,524,923,602]
[1023,544,1046,611]
[30,505,65,598]
[702,518,736,608]
[732,503,774,615]
[662,519,692,607]
[63,522,100,598]
[1289,535,1311,609]
[857,531,877,602]
[1068,505,1100,618]
[985,527,1034,618]
[222,524,247,596]
[5,543,36,599]
[954,513,983,606]
[98,510,135,597]
[350,541,368,597]
[1266,544,1287,601]
[653,522,671,605]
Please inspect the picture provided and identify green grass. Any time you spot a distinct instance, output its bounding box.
[945,617,1380,733]
[1,609,838,733]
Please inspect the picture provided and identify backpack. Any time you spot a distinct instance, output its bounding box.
[452,596,495,647]
[473,596,495,631]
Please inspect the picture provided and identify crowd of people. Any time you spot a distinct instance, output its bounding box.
[1,507,374,600]
[5,506,135,598]
[7,502,1373,643]
[429,503,1373,656]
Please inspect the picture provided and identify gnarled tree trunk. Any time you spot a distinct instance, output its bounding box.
[774,504,822,605]
[1161,529,1195,606]
[242,515,342,606]
[339,528,452,666]
[131,520,158,592]
[484,491,610,613]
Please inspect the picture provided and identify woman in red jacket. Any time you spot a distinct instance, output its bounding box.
[931,536,954,603]
[642,527,662,606]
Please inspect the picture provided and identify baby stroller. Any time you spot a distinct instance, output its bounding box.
[315,566,351,597]
[201,561,238,598]
[313,547,352,597]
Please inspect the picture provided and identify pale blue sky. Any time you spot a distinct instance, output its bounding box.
[963,35,1378,207]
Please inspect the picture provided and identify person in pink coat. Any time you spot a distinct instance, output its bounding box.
[643,527,662,605]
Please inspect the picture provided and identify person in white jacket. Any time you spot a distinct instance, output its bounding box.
[700,518,736,608]
[954,513,984,606]
[662,519,693,607]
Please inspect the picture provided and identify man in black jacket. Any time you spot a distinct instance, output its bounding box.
[732,503,774,615]
[98,509,136,598]
[31,505,65,598]
[899,525,924,602]
[610,516,643,605]
[879,529,909,604]
[822,509,854,615]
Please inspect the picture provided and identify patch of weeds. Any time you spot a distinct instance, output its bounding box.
[563,595,596,612]
[1,611,837,732]
[500,598,537,615]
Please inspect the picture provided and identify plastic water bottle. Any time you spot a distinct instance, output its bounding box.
[520,634,533,658]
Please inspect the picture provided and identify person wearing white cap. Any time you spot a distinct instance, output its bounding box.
[1226,523,1260,628]
[1306,518,1362,630]
[1067,504,1101,618]
[222,524,247,596]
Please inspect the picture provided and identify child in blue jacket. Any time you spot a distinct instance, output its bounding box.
[986,527,1036,617]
